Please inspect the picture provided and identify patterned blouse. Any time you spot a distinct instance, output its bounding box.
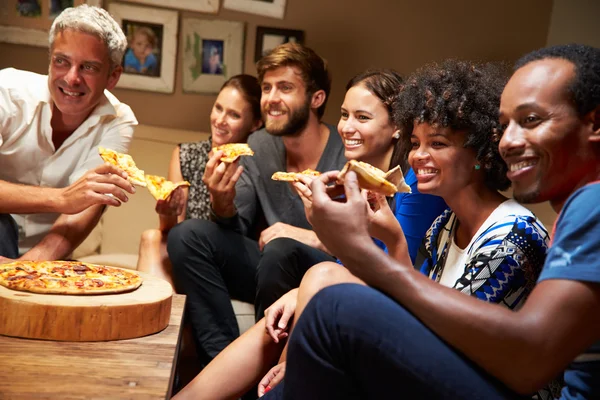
[179,139,212,221]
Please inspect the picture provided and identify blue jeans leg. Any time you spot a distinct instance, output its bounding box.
[269,283,525,400]
[0,214,18,258]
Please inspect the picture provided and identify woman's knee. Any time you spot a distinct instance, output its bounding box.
[300,262,361,296]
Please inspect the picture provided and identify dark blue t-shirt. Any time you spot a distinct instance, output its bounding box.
[538,182,600,399]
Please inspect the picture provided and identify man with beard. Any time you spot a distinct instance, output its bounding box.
[261,44,600,400]
[0,5,136,261]
[168,43,346,367]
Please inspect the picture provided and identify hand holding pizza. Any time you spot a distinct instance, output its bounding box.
[155,185,186,217]
[365,192,404,245]
[293,171,340,225]
[309,171,372,259]
[57,163,136,214]
[202,150,244,218]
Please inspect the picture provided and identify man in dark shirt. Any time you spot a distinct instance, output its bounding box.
[168,43,346,366]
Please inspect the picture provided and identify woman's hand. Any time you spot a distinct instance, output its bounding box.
[264,288,299,342]
[202,150,243,217]
[257,362,286,397]
[366,192,402,244]
[155,186,186,216]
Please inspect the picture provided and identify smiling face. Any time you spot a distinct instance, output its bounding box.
[338,83,397,171]
[210,86,259,146]
[408,122,479,198]
[260,66,311,137]
[48,29,120,127]
[499,58,597,208]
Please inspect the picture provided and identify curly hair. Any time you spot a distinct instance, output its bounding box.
[393,59,510,191]
[515,44,600,117]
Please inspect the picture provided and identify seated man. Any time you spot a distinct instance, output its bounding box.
[167,43,346,365]
[265,44,600,399]
[0,5,137,261]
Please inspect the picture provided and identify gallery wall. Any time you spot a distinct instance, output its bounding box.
[0,0,553,133]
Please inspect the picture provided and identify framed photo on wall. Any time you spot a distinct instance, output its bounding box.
[223,0,286,20]
[0,0,96,47]
[181,18,244,94]
[255,26,304,62]
[118,0,219,14]
[109,3,178,93]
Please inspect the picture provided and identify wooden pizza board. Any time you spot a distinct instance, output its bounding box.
[0,272,173,341]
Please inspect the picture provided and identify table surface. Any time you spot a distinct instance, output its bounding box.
[0,294,186,400]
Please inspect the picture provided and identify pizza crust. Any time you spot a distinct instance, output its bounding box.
[98,146,147,187]
[213,143,254,163]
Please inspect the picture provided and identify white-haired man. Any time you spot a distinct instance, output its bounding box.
[0,5,137,261]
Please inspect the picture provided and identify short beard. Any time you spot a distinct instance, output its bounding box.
[513,188,540,204]
[264,96,311,137]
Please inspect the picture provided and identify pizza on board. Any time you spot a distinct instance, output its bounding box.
[212,143,254,163]
[145,175,191,201]
[98,146,146,187]
[271,169,321,182]
[337,160,411,196]
[0,260,142,295]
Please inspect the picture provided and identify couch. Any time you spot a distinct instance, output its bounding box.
[74,124,255,334]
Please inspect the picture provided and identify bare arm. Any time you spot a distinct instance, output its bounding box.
[309,172,600,395]
[19,204,105,261]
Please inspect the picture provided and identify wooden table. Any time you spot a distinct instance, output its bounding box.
[0,294,186,400]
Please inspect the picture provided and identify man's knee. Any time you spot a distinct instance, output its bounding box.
[167,219,218,260]
[256,237,304,283]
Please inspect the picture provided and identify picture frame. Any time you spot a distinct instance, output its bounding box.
[0,0,95,47]
[109,3,178,93]
[118,0,219,14]
[181,18,244,94]
[223,0,286,20]
[254,26,304,62]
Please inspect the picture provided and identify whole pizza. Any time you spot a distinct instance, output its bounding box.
[0,260,143,295]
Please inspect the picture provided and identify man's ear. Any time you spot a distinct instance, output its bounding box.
[587,106,600,144]
[310,89,326,110]
[106,65,123,91]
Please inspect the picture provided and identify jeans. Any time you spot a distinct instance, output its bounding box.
[167,219,335,364]
[264,283,525,400]
[0,214,18,258]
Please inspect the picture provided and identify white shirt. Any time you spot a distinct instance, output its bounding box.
[0,68,138,253]
[438,199,535,288]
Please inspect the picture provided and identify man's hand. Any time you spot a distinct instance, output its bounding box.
[264,288,298,342]
[309,171,371,258]
[257,362,286,397]
[0,256,14,264]
[155,186,186,216]
[203,150,243,218]
[258,222,319,251]
[57,163,135,214]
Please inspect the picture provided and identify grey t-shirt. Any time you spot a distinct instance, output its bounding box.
[213,124,346,238]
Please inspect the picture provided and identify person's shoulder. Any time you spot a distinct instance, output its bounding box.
[561,182,600,216]
[0,68,47,97]
[247,128,278,149]
[103,90,137,123]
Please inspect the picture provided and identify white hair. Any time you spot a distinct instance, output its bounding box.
[49,5,127,69]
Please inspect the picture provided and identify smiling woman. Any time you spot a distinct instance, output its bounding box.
[136,74,263,285]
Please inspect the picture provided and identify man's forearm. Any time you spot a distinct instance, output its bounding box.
[0,180,62,214]
[20,205,104,261]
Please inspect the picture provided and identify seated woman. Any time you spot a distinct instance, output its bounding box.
[136,75,263,285]
[254,60,551,398]
[172,69,447,400]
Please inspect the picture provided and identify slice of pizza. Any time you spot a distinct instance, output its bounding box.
[212,143,254,163]
[145,175,191,201]
[337,160,409,196]
[383,165,412,193]
[271,168,321,182]
[98,146,147,187]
